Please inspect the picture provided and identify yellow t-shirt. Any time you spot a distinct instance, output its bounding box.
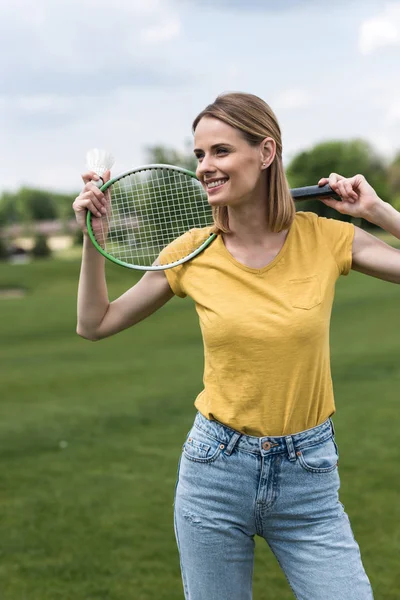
[160,212,354,436]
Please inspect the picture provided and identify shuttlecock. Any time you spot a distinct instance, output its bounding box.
[86,148,115,176]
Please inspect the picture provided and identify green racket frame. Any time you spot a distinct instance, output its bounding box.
[86,164,217,271]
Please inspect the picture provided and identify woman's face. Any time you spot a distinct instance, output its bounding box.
[194,116,271,207]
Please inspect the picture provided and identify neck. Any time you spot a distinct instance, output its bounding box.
[225,176,274,244]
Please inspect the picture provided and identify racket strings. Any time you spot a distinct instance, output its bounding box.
[92,168,214,266]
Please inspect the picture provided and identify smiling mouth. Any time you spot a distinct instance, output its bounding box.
[205,178,228,190]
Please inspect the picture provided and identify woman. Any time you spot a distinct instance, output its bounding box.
[73,93,400,599]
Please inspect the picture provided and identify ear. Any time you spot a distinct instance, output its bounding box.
[260,137,276,169]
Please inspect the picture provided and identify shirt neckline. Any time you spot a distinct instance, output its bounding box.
[216,217,297,274]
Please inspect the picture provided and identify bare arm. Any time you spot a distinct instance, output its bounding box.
[318,173,400,284]
[352,225,400,284]
[74,171,174,341]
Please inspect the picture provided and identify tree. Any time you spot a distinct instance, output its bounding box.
[32,234,52,258]
[0,236,8,260]
[286,139,390,223]
[141,140,203,255]
[146,141,197,172]
[0,188,76,225]
[0,191,24,226]
[388,151,400,211]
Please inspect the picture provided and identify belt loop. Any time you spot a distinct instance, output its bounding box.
[285,435,297,462]
[225,432,241,456]
[330,418,336,437]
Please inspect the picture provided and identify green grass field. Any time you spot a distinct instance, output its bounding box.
[1,258,399,599]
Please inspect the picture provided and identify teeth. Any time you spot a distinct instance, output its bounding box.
[207,179,227,189]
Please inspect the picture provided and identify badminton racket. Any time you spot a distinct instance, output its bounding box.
[86,163,339,271]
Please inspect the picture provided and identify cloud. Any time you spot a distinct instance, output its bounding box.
[181,0,355,11]
[274,89,312,111]
[2,0,400,196]
[0,63,188,96]
[386,102,400,124]
[140,16,181,44]
[359,3,400,54]
[0,0,183,97]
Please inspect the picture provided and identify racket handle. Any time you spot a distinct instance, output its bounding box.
[290,184,340,201]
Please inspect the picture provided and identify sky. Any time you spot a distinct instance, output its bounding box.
[1,0,400,194]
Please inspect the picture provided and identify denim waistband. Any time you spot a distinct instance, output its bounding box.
[193,411,335,460]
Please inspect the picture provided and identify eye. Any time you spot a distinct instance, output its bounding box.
[216,147,228,155]
[194,152,204,162]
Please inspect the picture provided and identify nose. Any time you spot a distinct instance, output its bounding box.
[196,154,216,179]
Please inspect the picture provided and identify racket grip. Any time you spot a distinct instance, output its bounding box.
[290,184,341,201]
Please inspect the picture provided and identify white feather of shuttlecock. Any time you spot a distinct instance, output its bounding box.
[86,148,115,176]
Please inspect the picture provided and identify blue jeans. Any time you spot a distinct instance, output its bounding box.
[174,412,373,600]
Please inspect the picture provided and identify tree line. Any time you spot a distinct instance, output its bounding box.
[1,139,399,228]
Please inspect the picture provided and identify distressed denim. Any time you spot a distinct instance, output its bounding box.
[174,412,373,600]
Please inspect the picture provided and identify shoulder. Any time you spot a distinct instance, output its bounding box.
[165,225,214,249]
[288,212,322,251]
[187,225,215,246]
[294,211,353,236]
[292,211,318,232]
[293,211,319,225]
[295,212,354,275]
[159,225,214,265]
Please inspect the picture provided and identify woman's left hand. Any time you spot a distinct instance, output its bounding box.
[318,173,383,220]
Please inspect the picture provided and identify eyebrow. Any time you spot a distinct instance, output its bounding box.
[193,143,235,153]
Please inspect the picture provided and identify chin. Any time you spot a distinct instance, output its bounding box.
[207,195,228,207]
[206,187,230,205]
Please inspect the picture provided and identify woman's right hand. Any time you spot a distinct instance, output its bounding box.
[72,169,111,234]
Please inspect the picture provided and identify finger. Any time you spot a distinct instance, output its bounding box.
[82,171,101,185]
[329,172,345,181]
[348,174,364,187]
[75,194,105,218]
[84,198,105,218]
[336,179,357,202]
[328,172,346,191]
[83,191,108,215]
[344,180,358,201]
[103,169,111,183]
[83,183,108,205]
[347,175,364,198]
[319,197,345,213]
[318,177,329,187]
[335,180,346,198]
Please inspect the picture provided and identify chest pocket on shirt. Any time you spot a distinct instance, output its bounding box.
[289,276,321,310]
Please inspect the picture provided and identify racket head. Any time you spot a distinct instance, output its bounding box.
[86,164,217,271]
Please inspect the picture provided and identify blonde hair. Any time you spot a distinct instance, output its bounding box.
[192,92,295,233]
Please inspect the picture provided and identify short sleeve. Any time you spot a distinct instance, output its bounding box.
[158,227,214,298]
[158,231,191,298]
[316,216,355,276]
[163,265,187,298]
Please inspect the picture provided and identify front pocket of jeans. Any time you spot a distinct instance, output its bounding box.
[289,276,321,310]
[296,438,338,473]
[183,428,222,464]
